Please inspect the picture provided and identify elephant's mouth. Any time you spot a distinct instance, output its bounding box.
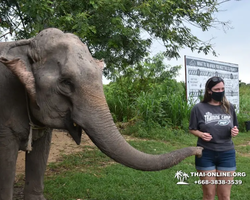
[64,113,82,145]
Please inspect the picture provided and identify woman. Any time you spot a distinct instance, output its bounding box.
[189,76,239,200]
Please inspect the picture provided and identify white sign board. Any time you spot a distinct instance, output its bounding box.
[185,56,239,111]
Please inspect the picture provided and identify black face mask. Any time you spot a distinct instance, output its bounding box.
[211,91,225,102]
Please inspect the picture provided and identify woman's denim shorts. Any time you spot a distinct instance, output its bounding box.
[195,148,236,171]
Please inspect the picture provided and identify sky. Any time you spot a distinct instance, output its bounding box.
[103,0,250,84]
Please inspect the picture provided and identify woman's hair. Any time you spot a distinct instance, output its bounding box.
[202,76,231,114]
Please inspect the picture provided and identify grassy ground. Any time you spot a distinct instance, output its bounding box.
[30,130,250,200]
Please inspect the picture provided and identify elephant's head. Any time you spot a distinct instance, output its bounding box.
[0,28,202,171]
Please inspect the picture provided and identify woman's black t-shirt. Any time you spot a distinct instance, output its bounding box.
[189,102,238,151]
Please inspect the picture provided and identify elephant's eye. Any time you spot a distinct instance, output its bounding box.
[58,79,74,95]
[61,79,72,86]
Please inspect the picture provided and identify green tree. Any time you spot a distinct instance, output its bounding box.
[1,0,234,78]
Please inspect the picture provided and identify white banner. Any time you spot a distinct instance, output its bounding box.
[185,56,239,111]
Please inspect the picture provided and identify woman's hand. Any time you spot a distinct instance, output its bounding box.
[201,132,213,141]
[189,130,212,141]
[231,126,239,137]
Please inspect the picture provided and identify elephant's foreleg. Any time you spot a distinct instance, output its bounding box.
[24,129,52,200]
[0,131,19,200]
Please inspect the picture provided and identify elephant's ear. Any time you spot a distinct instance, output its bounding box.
[0,57,37,104]
[95,59,105,70]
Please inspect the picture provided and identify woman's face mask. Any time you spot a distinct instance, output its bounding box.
[211,91,225,102]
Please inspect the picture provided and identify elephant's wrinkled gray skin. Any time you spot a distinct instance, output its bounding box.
[0,28,202,200]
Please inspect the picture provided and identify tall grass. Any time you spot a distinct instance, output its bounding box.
[104,82,135,122]
[105,78,193,128]
[237,84,250,132]
[135,80,188,127]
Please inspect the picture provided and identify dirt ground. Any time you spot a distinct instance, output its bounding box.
[16,130,95,175]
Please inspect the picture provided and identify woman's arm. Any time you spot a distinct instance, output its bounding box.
[189,130,213,141]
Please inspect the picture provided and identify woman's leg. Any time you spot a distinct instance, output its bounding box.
[195,149,217,200]
[216,170,234,200]
[198,170,217,200]
[215,149,236,200]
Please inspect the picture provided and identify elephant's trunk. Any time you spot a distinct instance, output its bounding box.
[76,100,202,171]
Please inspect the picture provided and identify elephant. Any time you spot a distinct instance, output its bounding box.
[0,28,202,200]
